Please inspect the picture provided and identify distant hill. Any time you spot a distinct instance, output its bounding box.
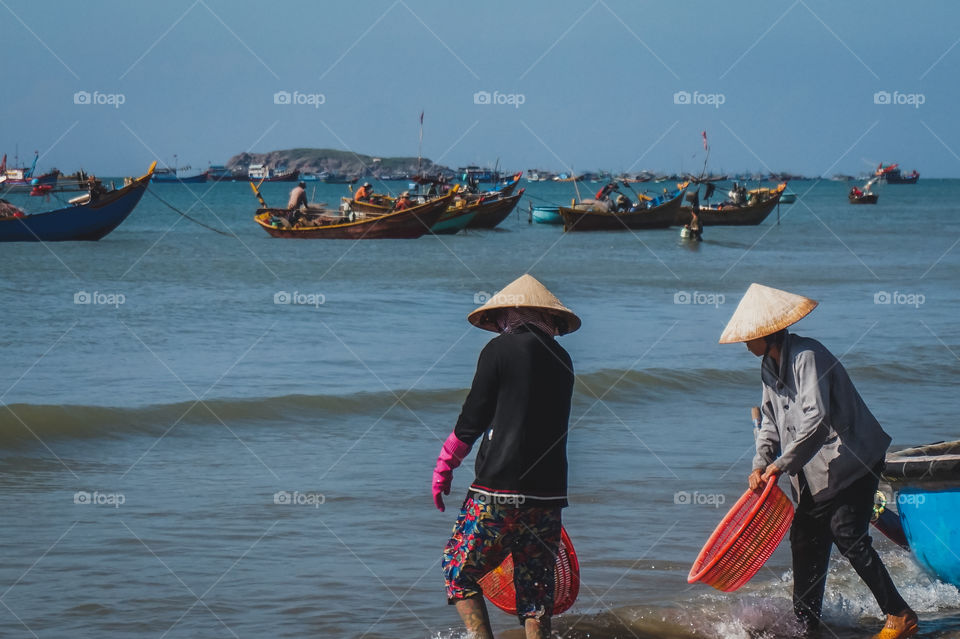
[225,148,452,179]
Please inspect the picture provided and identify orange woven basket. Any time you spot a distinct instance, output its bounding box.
[688,477,794,592]
[477,526,579,615]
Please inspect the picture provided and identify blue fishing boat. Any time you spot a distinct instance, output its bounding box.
[0,162,155,242]
[532,205,562,224]
[884,441,960,588]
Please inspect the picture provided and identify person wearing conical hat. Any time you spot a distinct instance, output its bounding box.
[721,283,917,639]
[434,274,579,639]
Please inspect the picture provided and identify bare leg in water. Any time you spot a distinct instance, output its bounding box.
[455,597,493,639]
[454,598,552,639]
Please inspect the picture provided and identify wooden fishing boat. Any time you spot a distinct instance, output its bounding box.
[464,190,524,229]
[0,162,155,242]
[253,185,453,239]
[430,206,476,235]
[676,183,785,226]
[558,184,687,232]
[883,441,960,588]
[849,192,878,204]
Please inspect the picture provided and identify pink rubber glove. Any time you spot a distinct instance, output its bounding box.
[432,432,472,511]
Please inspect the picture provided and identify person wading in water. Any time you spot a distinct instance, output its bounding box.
[720,283,918,639]
[433,274,579,639]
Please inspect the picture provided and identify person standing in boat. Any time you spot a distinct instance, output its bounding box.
[354,181,372,202]
[433,274,579,639]
[720,283,918,639]
[394,191,413,211]
[287,181,308,211]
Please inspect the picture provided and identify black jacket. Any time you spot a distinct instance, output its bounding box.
[454,325,574,507]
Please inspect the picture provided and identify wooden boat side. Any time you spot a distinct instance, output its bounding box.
[255,190,452,239]
[558,188,685,232]
[676,183,785,226]
[464,191,524,229]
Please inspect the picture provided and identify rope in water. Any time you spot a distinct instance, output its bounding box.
[146,188,233,236]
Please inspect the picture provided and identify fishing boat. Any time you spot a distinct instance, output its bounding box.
[248,163,299,182]
[430,205,476,235]
[558,183,688,232]
[205,165,235,182]
[779,190,797,204]
[676,183,785,226]
[875,163,919,184]
[0,162,155,242]
[464,190,524,229]
[883,441,960,588]
[152,167,207,183]
[532,205,562,225]
[253,183,453,239]
[0,153,59,187]
[494,172,522,196]
[849,178,879,204]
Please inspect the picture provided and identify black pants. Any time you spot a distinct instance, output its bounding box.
[791,464,908,629]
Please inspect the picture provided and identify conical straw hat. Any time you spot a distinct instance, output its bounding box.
[719,283,818,344]
[468,274,581,335]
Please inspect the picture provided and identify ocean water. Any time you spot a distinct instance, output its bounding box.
[1,178,958,638]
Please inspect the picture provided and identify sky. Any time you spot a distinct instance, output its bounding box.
[2,0,959,177]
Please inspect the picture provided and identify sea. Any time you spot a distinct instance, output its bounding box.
[1,177,958,638]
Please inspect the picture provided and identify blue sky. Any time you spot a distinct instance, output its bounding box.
[2,0,959,176]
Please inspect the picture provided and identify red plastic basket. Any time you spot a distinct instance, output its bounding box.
[688,477,794,592]
[477,526,580,615]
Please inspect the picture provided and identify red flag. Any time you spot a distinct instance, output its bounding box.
[702,131,708,151]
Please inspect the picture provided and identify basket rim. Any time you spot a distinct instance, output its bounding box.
[687,476,783,584]
[481,526,579,615]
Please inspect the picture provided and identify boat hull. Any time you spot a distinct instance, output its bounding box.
[884,441,960,588]
[255,191,451,239]
[559,189,685,231]
[896,486,960,587]
[532,206,562,224]
[0,167,153,242]
[431,207,475,234]
[677,192,783,226]
[849,193,878,204]
[464,192,523,229]
[152,173,207,184]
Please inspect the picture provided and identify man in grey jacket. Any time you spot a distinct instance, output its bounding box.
[721,284,917,639]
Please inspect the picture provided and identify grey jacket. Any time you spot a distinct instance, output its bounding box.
[753,331,891,502]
